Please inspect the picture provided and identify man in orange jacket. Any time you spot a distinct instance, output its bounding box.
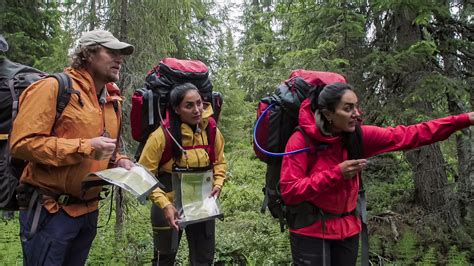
[10,29,134,265]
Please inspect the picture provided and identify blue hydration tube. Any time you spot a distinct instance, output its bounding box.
[253,102,310,157]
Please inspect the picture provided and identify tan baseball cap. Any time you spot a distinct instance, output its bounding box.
[78,29,134,55]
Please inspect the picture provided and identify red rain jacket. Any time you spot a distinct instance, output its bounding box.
[280,99,471,239]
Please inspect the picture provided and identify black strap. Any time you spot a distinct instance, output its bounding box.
[21,189,41,242]
[358,178,369,266]
[286,201,357,230]
[8,79,19,121]
[96,187,114,228]
[81,179,111,191]
[50,73,73,120]
[156,172,173,193]
[260,187,269,214]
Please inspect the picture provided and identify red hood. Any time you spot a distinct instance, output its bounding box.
[106,82,121,96]
[298,98,340,144]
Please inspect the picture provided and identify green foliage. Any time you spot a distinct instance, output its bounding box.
[446,246,469,266]
[417,247,437,266]
[0,214,22,265]
[395,230,418,263]
[215,211,291,265]
[0,1,69,70]
[87,198,154,265]
[364,153,413,213]
[220,150,266,216]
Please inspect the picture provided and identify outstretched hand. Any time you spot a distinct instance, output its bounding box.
[339,159,367,180]
[468,112,474,125]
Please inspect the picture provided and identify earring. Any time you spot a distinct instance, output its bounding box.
[328,119,333,124]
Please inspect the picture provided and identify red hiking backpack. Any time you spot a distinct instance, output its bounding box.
[253,69,347,227]
[253,70,369,265]
[130,58,223,163]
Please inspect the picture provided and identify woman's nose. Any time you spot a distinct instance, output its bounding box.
[353,108,361,117]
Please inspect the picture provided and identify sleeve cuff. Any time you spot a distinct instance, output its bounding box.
[333,165,344,182]
[455,113,471,129]
[150,188,171,208]
[114,154,130,165]
[78,139,95,157]
[213,177,225,188]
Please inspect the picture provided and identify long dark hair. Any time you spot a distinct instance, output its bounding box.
[168,82,201,161]
[309,82,363,159]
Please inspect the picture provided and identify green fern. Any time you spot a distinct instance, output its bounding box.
[446,246,469,266]
[416,247,436,266]
[395,230,418,264]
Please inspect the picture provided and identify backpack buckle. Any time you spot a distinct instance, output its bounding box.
[57,194,70,205]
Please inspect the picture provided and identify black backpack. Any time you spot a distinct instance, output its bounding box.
[0,58,73,211]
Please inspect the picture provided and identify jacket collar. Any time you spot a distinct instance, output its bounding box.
[299,98,340,143]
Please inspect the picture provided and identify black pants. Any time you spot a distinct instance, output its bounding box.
[151,204,215,266]
[290,232,359,266]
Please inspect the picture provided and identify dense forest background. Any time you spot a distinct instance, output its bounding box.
[1,0,473,265]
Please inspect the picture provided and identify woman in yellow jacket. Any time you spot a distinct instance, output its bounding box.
[139,82,226,265]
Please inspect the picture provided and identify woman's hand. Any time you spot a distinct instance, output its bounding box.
[339,159,367,180]
[163,204,179,231]
[209,186,221,198]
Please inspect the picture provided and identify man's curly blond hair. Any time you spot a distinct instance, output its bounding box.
[70,44,102,70]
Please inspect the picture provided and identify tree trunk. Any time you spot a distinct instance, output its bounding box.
[434,0,472,221]
[114,0,130,237]
[389,5,461,227]
[405,145,461,227]
[89,0,96,30]
[115,187,125,236]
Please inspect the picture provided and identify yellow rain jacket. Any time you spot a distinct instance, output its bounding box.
[10,67,127,217]
[138,105,227,208]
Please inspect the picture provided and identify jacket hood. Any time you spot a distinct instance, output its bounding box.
[197,103,214,129]
[65,67,121,97]
[66,67,94,92]
[299,98,340,143]
[202,103,214,119]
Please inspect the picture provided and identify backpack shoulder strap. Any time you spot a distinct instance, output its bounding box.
[206,117,217,164]
[48,73,73,120]
[8,79,19,121]
[294,126,316,154]
[159,123,173,168]
[159,117,218,167]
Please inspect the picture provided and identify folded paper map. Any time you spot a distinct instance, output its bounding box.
[172,169,223,227]
[84,164,162,204]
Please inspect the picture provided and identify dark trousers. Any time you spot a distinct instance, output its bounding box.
[290,232,359,266]
[19,207,98,266]
[151,204,215,266]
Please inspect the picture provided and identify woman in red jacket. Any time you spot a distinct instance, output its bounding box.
[280,82,474,265]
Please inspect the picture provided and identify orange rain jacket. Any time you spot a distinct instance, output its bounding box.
[10,67,127,217]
